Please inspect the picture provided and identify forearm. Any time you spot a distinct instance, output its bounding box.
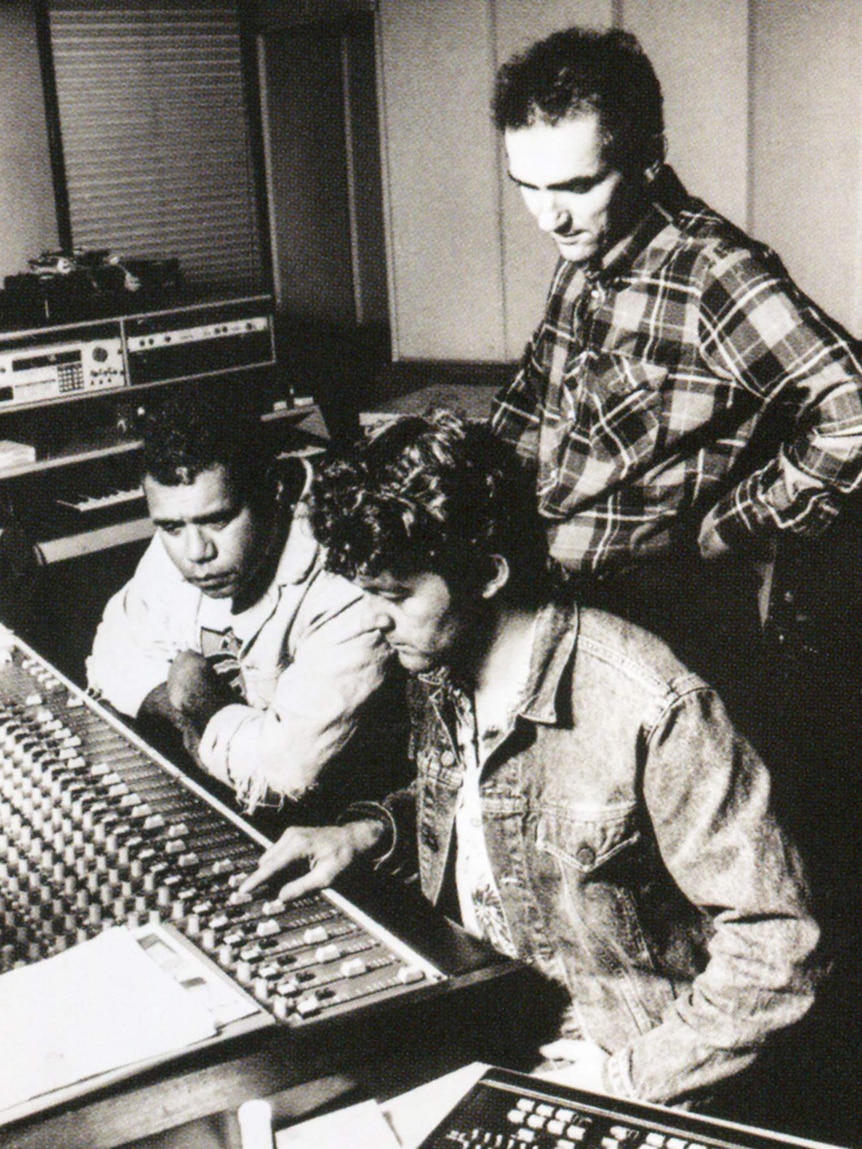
[700,452,849,557]
[700,256,862,549]
[199,701,365,805]
[137,683,206,767]
[606,911,820,1103]
[199,610,390,808]
[87,631,173,718]
[344,817,387,856]
[87,538,198,715]
[489,361,543,462]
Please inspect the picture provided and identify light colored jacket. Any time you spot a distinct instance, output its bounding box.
[86,505,391,809]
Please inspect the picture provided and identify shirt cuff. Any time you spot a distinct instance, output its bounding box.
[336,801,397,866]
[604,1047,637,1100]
[198,703,255,789]
[699,497,775,560]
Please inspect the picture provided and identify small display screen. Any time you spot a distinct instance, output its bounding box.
[12,349,82,372]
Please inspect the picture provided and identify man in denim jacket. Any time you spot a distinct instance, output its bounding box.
[243,409,820,1107]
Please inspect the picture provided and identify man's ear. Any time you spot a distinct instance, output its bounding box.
[480,554,510,599]
[276,455,312,510]
[643,132,667,183]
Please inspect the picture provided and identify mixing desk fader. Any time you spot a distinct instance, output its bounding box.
[0,632,444,1027]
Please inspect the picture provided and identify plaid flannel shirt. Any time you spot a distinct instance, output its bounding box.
[491,166,862,572]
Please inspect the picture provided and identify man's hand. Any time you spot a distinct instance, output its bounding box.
[697,505,731,560]
[534,1039,610,1095]
[137,681,206,765]
[239,820,385,901]
[167,651,234,733]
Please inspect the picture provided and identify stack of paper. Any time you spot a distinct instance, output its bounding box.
[0,927,217,1113]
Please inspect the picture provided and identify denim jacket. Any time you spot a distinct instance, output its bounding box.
[87,488,391,809]
[366,601,820,1105]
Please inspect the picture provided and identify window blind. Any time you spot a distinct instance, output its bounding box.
[48,0,265,295]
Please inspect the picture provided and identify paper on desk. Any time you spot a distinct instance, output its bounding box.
[276,1099,400,1149]
[381,1062,490,1148]
[0,927,216,1112]
[274,1062,490,1149]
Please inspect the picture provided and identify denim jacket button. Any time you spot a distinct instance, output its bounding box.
[576,845,596,867]
[439,750,456,767]
[420,825,439,852]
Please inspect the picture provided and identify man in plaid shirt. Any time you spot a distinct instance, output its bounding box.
[490,27,862,720]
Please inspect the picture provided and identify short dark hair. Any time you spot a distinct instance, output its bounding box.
[140,390,272,504]
[309,408,550,604]
[492,26,664,175]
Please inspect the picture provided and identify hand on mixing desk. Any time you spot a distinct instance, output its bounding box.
[533,1039,611,1095]
[239,820,386,901]
[167,650,236,733]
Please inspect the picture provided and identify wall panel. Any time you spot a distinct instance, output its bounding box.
[0,2,58,284]
[377,0,504,359]
[622,0,749,228]
[751,0,862,335]
[261,28,357,323]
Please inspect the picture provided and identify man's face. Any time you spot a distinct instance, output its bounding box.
[144,464,267,600]
[356,570,475,674]
[504,112,640,263]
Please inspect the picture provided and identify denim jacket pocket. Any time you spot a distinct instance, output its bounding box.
[534,803,676,1042]
[536,802,642,873]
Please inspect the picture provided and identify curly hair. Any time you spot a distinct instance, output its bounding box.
[139,391,273,506]
[309,408,550,603]
[492,26,664,176]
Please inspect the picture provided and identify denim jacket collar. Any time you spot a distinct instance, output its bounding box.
[518,600,580,726]
[419,600,581,731]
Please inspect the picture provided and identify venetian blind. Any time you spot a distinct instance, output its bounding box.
[48,0,265,294]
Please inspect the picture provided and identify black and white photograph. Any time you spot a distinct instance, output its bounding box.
[0,3,859,1148]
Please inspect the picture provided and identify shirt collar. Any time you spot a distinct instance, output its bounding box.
[276,500,323,586]
[419,600,581,728]
[596,164,690,286]
[273,457,322,587]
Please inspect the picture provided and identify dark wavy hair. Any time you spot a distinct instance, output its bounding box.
[492,26,664,176]
[140,391,274,507]
[309,408,550,604]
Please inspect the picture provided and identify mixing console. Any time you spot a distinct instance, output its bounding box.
[417,1068,837,1149]
[0,632,443,1027]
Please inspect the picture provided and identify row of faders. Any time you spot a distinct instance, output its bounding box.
[0,634,443,1024]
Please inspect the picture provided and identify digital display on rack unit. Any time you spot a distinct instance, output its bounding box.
[12,350,82,372]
